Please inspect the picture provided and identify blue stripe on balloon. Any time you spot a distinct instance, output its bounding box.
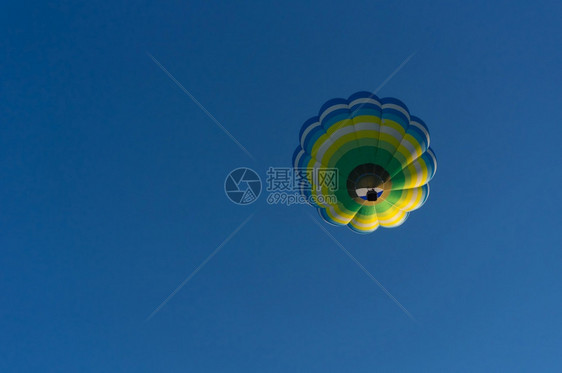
[299,116,319,142]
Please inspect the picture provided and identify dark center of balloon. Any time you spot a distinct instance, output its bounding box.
[346,164,390,202]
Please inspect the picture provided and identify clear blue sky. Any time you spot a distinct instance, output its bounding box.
[2,1,562,371]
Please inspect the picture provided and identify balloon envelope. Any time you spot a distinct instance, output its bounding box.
[293,92,437,233]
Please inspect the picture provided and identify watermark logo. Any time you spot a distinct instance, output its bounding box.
[266,167,338,192]
[225,167,339,206]
[224,167,262,205]
[266,192,337,206]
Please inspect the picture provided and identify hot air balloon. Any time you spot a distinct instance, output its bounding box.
[292,91,437,233]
